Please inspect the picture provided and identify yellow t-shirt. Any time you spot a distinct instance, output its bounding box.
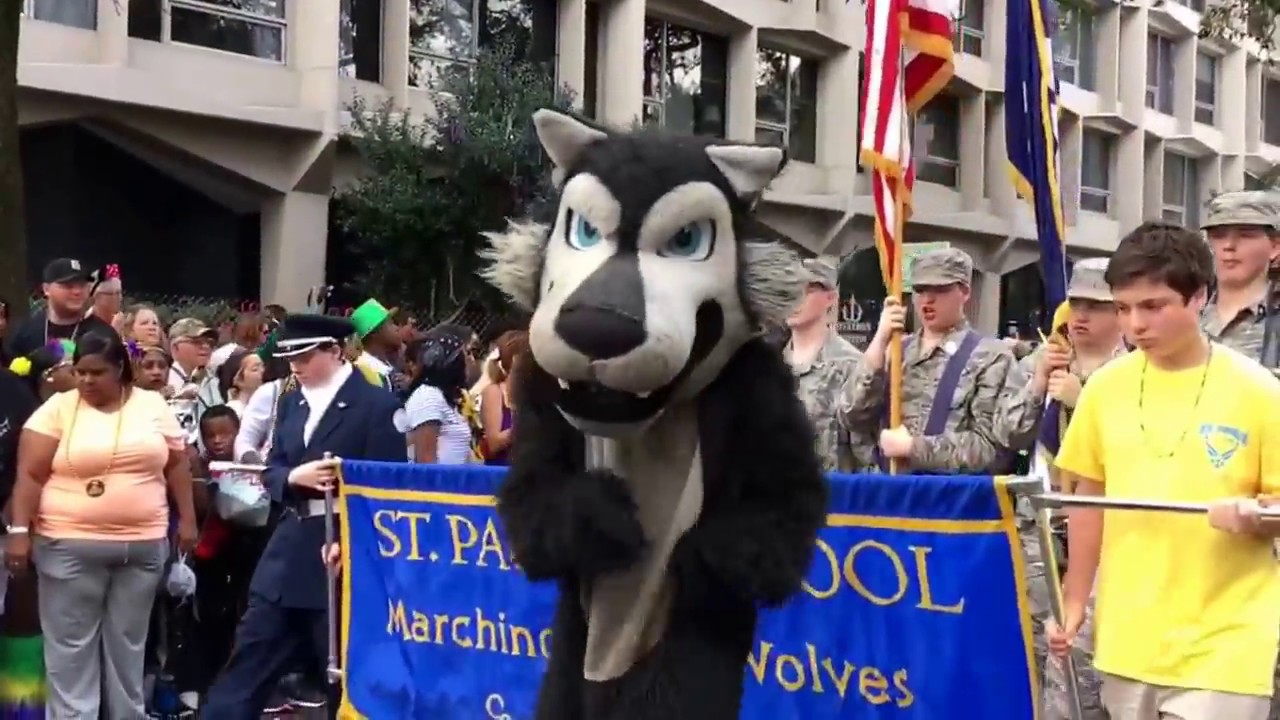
[1056,344,1280,696]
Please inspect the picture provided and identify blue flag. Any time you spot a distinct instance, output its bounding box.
[1006,0,1070,460]
[337,463,1039,719]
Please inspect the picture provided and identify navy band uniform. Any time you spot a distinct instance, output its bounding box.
[203,314,406,719]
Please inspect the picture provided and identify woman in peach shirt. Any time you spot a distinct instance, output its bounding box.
[5,330,197,719]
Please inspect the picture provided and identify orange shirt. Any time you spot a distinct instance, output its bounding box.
[24,388,183,541]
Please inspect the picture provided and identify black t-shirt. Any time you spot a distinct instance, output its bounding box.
[0,368,38,509]
[3,309,117,360]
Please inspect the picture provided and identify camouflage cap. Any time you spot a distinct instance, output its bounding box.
[1066,258,1111,302]
[169,317,218,344]
[1201,190,1280,231]
[909,247,973,288]
[801,256,839,290]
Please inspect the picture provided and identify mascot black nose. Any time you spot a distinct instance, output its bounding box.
[555,253,647,360]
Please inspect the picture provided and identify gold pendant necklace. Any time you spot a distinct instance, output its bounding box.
[64,391,127,497]
[1137,346,1213,459]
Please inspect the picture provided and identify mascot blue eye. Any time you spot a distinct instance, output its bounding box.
[659,220,715,261]
[567,212,603,250]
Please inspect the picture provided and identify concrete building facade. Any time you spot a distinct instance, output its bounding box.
[13,0,1275,328]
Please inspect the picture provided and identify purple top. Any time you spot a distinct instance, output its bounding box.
[485,400,513,466]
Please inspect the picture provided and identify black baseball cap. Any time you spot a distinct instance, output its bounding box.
[42,258,93,284]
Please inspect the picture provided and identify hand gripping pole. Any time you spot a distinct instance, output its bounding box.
[1004,479,1085,720]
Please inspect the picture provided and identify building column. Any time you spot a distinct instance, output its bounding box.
[599,0,645,126]
[287,0,341,129]
[97,0,127,65]
[261,192,329,310]
[724,28,757,142]
[382,0,411,107]
[557,0,587,111]
[817,48,859,169]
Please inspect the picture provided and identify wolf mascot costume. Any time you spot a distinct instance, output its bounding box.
[481,109,829,720]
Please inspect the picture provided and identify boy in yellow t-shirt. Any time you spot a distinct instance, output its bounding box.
[1050,222,1280,720]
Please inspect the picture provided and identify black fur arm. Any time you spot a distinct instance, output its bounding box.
[673,339,829,607]
[497,359,646,582]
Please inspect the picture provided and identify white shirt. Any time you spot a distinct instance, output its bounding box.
[404,384,473,465]
[299,363,354,446]
[235,379,281,461]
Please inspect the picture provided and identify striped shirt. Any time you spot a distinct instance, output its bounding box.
[404,385,473,465]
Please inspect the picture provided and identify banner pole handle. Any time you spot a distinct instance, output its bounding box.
[1034,507,1085,720]
[888,177,906,476]
[323,451,342,685]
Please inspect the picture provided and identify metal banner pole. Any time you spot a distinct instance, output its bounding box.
[1032,493,1280,517]
[1004,478,1085,720]
[323,452,343,685]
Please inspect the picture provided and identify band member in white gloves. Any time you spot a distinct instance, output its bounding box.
[202,314,405,718]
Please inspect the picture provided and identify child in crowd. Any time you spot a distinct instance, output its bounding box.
[0,341,75,719]
[135,344,174,395]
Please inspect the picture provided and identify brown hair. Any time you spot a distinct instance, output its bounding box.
[487,330,530,384]
[232,311,266,347]
[1104,222,1214,302]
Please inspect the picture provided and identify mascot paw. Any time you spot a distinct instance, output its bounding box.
[564,468,647,576]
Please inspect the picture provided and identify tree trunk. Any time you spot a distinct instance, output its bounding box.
[0,0,24,320]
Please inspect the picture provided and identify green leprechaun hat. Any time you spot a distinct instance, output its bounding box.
[350,299,392,339]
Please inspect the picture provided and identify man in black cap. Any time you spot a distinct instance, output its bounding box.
[202,314,406,718]
[3,258,117,359]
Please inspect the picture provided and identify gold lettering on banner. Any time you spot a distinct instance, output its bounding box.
[802,538,966,614]
[746,639,915,708]
[447,515,513,570]
[384,600,550,660]
[372,510,434,560]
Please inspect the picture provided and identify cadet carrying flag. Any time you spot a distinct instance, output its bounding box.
[1005,0,1070,479]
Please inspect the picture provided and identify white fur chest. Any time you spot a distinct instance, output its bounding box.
[579,402,705,681]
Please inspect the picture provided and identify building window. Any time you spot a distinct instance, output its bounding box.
[340,0,382,82]
[1184,0,1206,11]
[642,18,728,138]
[953,0,984,56]
[1264,76,1280,145]
[584,1,599,119]
[25,0,96,29]
[916,93,960,187]
[410,0,477,88]
[1054,9,1096,91]
[1246,173,1267,191]
[755,48,819,162]
[1146,34,1175,114]
[479,0,558,67]
[1080,130,1112,213]
[134,0,287,61]
[1162,152,1201,228]
[1194,52,1217,125]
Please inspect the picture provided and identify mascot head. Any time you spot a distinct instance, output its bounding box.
[482,109,803,436]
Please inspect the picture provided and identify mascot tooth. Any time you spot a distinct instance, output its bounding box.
[480,108,830,720]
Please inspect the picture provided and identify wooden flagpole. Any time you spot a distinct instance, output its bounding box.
[888,178,906,475]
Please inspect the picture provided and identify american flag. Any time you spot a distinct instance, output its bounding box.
[859,0,957,291]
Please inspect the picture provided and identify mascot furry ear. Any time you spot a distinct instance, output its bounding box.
[480,108,829,720]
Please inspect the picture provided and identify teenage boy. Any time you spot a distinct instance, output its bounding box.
[1049,222,1280,720]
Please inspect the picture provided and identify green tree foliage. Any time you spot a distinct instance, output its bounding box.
[333,38,571,317]
[1200,0,1280,55]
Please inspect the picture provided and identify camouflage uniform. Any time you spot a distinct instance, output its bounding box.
[837,247,1017,474]
[994,260,1123,720]
[1200,190,1280,720]
[788,258,867,472]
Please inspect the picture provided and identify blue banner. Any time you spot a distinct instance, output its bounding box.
[338,463,1038,720]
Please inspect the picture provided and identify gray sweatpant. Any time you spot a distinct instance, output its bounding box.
[33,536,168,720]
